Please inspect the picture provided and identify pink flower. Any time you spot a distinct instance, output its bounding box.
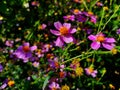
[88,33,116,50]
[5,40,14,47]
[13,42,37,62]
[85,67,97,77]
[49,82,60,90]
[50,21,76,47]
[63,15,75,21]
[31,1,39,6]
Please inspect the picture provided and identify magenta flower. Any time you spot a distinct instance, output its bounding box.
[0,64,3,72]
[5,40,14,47]
[50,21,77,47]
[49,82,60,90]
[63,15,75,21]
[31,1,39,6]
[13,42,37,62]
[85,67,97,77]
[88,33,116,50]
[116,29,120,34]
[90,15,97,24]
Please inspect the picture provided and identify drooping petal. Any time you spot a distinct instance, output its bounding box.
[63,23,71,29]
[69,28,77,34]
[88,35,96,41]
[30,46,37,51]
[61,35,73,43]
[54,21,62,30]
[102,43,115,50]
[91,42,100,50]
[50,29,61,36]
[105,38,116,43]
[54,37,64,47]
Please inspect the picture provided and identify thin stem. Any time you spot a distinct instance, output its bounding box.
[90,0,99,10]
[61,51,111,64]
[97,8,104,33]
[97,68,106,82]
[100,6,119,31]
[110,0,112,6]
[82,0,89,11]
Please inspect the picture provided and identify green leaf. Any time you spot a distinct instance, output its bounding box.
[42,76,50,90]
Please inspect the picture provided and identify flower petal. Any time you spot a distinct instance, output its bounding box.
[91,42,100,50]
[63,23,71,29]
[30,46,37,51]
[105,38,116,43]
[91,73,97,77]
[69,28,77,34]
[54,37,64,47]
[54,21,62,30]
[88,35,96,41]
[50,29,60,36]
[23,42,30,46]
[102,43,115,50]
[61,35,73,43]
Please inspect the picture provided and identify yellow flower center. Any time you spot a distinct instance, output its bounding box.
[52,87,57,90]
[88,11,93,16]
[8,80,15,87]
[60,26,69,35]
[88,67,94,73]
[23,46,30,52]
[74,9,79,13]
[96,35,105,42]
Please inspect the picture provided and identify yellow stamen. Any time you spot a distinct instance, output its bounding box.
[60,26,69,35]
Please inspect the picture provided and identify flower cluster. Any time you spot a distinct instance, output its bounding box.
[0,0,120,90]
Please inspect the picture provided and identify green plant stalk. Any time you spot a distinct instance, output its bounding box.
[61,51,111,64]
[97,68,106,82]
[61,43,73,58]
[82,0,89,11]
[101,6,119,31]
[97,8,105,33]
[90,0,99,10]
[110,0,112,6]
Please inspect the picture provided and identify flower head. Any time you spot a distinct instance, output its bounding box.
[8,80,15,87]
[61,84,70,90]
[5,40,14,47]
[13,42,37,62]
[75,67,84,76]
[63,15,75,21]
[50,21,76,47]
[49,82,60,90]
[116,29,120,34]
[85,67,97,77]
[88,33,116,50]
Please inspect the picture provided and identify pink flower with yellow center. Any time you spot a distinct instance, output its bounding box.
[49,82,60,90]
[63,15,75,21]
[88,33,116,50]
[13,42,37,62]
[73,9,81,15]
[50,21,77,47]
[85,67,97,77]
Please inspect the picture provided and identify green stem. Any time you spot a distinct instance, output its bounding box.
[82,0,89,11]
[90,0,99,10]
[61,51,111,64]
[97,68,106,82]
[97,8,104,33]
[100,6,119,31]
